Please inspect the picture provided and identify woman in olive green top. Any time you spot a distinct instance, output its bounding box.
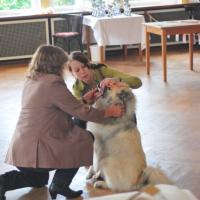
[67,51,142,128]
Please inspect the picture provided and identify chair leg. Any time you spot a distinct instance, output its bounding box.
[67,40,71,54]
[53,37,57,46]
[78,38,84,52]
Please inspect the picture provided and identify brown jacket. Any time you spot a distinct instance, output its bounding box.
[5,74,105,169]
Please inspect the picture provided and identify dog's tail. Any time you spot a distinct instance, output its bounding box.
[140,166,173,186]
[130,166,173,191]
[129,166,173,191]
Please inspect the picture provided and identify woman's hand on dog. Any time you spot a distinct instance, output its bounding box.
[104,104,125,118]
[100,78,120,90]
[82,88,102,104]
[100,78,128,91]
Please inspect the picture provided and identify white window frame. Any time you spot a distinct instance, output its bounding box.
[129,0,179,7]
[51,0,180,12]
[80,0,180,11]
[51,0,91,12]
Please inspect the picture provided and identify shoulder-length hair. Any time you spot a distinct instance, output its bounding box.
[27,45,68,79]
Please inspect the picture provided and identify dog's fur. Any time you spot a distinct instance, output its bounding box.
[87,82,172,192]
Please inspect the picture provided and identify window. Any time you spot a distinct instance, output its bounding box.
[52,0,75,6]
[0,0,41,15]
[0,0,31,10]
[0,0,180,16]
[50,0,91,12]
[51,0,179,12]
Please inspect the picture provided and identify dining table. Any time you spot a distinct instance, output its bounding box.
[82,14,145,62]
[143,19,200,82]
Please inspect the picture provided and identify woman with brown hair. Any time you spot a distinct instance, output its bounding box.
[67,51,142,100]
[67,51,142,128]
[0,45,123,200]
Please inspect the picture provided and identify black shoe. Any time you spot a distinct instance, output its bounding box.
[49,182,82,199]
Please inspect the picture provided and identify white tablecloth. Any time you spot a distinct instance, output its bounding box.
[87,184,198,200]
[83,14,145,47]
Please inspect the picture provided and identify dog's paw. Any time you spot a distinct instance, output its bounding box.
[94,180,108,189]
[91,176,98,184]
[86,171,94,180]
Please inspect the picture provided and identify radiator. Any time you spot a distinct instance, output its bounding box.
[0,18,49,61]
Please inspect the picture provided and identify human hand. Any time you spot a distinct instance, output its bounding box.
[99,78,119,91]
[100,78,128,92]
[82,88,102,104]
[104,104,125,118]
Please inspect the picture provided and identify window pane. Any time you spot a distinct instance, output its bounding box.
[0,0,31,10]
[53,0,75,6]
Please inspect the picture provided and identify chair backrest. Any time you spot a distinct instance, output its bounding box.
[184,4,200,19]
[194,5,200,19]
[61,13,83,34]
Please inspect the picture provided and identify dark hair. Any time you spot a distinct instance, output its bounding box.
[27,45,68,79]
[67,51,90,72]
[67,51,106,72]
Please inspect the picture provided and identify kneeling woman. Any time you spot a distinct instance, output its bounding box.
[0,45,123,200]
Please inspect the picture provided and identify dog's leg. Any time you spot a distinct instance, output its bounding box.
[91,170,104,184]
[92,170,102,180]
[86,166,95,180]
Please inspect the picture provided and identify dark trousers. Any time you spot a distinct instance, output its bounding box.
[73,118,87,129]
[0,167,78,192]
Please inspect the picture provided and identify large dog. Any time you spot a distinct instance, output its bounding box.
[87,80,172,192]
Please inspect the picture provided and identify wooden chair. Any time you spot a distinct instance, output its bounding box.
[53,13,83,54]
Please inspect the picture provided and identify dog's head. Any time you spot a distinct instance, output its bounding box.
[95,80,136,117]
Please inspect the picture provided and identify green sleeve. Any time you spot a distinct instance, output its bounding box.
[100,66,142,89]
[72,81,84,100]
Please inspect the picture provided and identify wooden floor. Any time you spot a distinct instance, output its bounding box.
[0,46,200,200]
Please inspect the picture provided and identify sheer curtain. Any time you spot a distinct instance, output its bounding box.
[129,0,179,7]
